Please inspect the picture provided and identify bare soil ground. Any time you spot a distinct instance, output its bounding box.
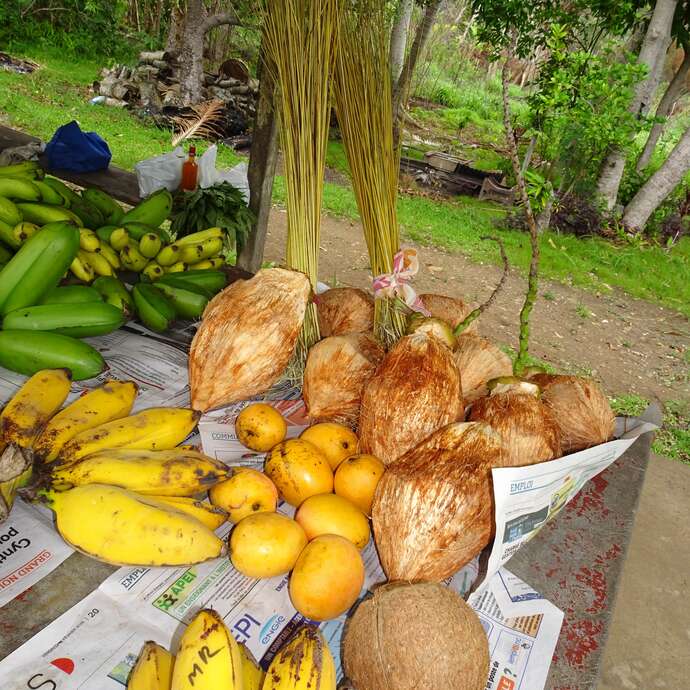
[264,208,689,403]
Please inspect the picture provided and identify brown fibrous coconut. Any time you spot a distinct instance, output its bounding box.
[189,268,311,411]
[315,287,374,337]
[358,333,463,465]
[468,380,561,466]
[419,293,478,334]
[302,333,384,428]
[454,334,513,403]
[372,421,501,581]
[530,374,615,453]
[343,581,490,690]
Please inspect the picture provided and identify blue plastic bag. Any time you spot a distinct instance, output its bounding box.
[45,121,111,172]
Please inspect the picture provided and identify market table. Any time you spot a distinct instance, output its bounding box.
[0,125,661,688]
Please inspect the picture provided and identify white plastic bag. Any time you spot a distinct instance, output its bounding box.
[134,147,185,197]
[199,145,250,200]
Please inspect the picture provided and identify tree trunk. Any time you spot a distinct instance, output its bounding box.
[389,0,414,90]
[165,5,185,53]
[595,0,678,211]
[237,48,278,273]
[622,125,690,230]
[392,0,443,150]
[637,46,690,171]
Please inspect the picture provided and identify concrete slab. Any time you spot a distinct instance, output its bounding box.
[599,454,690,689]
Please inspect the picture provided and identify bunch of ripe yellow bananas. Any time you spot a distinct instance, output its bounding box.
[0,369,230,565]
[127,611,335,690]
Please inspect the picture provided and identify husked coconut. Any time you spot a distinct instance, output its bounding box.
[316,287,373,336]
[406,314,457,350]
[372,422,501,581]
[302,333,384,427]
[530,374,615,452]
[343,581,489,690]
[419,293,478,334]
[358,333,462,465]
[468,379,561,466]
[189,268,311,411]
[454,334,513,402]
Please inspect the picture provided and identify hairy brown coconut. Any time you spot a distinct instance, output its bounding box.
[419,293,478,334]
[343,581,489,690]
[316,287,374,337]
[302,333,385,427]
[469,379,561,467]
[358,333,462,465]
[529,374,615,452]
[454,334,513,403]
[189,268,311,411]
[372,422,501,581]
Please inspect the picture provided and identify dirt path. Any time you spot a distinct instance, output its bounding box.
[264,208,689,403]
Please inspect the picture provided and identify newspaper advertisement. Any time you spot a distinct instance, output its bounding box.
[0,501,73,608]
[480,414,658,590]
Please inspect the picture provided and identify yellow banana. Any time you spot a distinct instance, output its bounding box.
[171,609,242,690]
[97,241,121,270]
[164,261,187,273]
[188,257,224,270]
[127,641,174,690]
[79,228,101,252]
[81,249,114,277]
[45,484,225,566]
[33,380,138,462]
[51,448,228,496]
[147,495,227,529]
[239,643,264,690]
[142,260,165,281]
[175,227,224,247]
[262,627,336,690]
[59,407,201,463]
[70,254,95,282]
[0,369,72,448]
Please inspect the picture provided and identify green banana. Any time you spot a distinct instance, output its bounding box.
[80,249,114,277]
[155,243,181,267]
[39,285,103,305]
[175,227,224,247]
[69,197,104,228]
[156,275,212,299]
[16,202,83,226]
[159,269,227,294]
[121,188,172,228]
[132,284,175,332]
[0,221,80,315]
[0,219,24,249]
[82,188,124,224]
[0,244,11,265]
[138,233,162,258]
[142,261,164,281]
[33,180,65,205]
[0,161,41,178]
[3,302,125,337]
[0,330,105,380]
[120,244,148,272]
[0,178,41,202]
[0,197,22,226]
[155,282,208,320]
[92,276,135,317]
[97,241,121,269]
[70,254,95,283]
[79,228,100,252]
[179,237,224,264]
[95,225,119,243]
[109,227,130,250]
[42,177,81,207]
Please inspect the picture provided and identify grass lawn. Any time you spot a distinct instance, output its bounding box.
[2,47,689,316]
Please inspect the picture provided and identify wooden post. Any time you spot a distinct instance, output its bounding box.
[237,46,278,273]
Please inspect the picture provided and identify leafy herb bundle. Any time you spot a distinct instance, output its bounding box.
[171,182,255,255]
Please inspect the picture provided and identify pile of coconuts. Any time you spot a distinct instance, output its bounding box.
[304,288,615,690]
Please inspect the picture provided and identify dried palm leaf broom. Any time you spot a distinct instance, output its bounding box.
[333,0,406,345]
[261,0,340,360]
[189,268,311,411]
[303,332,384,427]
[358,333,462,465]
[344,582,490,690]
[316,287,374,336]
[372,422,502,581]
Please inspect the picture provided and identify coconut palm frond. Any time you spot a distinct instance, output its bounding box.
[171,99,225,146]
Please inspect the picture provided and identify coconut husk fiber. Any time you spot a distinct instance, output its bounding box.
[343,581,490,690]
[371,422,500,581]
[189,268,311,411]
[419,293,478,334]
[533,374,615,453]
[358,333,462,465]
[468,381,561,467]
[316,287,374,337]
[302,333,384,427]
[454,334,513,403]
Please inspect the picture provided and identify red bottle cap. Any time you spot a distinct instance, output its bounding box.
[189,145,196,156]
